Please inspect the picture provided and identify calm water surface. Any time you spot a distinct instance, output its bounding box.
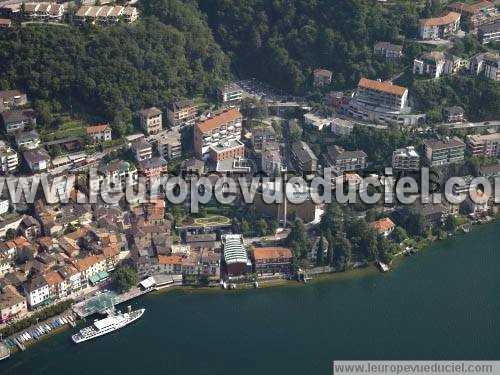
[1,223,500,375]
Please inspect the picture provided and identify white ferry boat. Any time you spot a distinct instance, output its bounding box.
[72,307,145,344]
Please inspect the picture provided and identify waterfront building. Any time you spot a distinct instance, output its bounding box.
[370,218,396,237]
[221,234,249,276]
[0,285,27,323]
[252,247,293,275]
[23,275,49,308]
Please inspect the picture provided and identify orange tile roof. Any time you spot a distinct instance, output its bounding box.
[102,245,119,258]
[73,254,105,271]
[419,12,461,26]
[65,228,88,241]
[196,108,242,134]
[0,18,11,25]
[370,218,396,234]
[44,271,64,286]
[448,1,493,14]
[253,247,293,260]
[358,78,407,96]
[158,255,183,265]
[86,124,111,134]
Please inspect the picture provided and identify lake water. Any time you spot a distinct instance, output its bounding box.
[1,222,500,375]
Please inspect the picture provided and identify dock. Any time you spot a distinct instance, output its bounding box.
[13,338,25,352]
[0,342,10,359]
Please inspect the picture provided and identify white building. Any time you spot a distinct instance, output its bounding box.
[304,113,331,131]
[24,276,50,307]
[392,146,420,170]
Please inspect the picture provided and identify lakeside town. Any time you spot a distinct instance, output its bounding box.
[0,0,499,360]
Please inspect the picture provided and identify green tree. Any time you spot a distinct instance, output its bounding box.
[5,228,16,240]
[391,226,408,243]
[112,266,140,292]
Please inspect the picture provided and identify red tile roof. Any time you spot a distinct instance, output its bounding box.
[419,12,461,26]
[196,108,242,134]
[253,247,293,260]
[86,124,111,134]
[358,78,407,96]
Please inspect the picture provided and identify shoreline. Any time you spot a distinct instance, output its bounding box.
[4,218,497,357]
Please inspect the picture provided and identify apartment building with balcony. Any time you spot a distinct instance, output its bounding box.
[373,42,403,62]
[138,107,162,135]
[392,146,420,170]
[478,20,500,44]
[418,12,461,40]
[466,133,500,157]
[217,83,243,103]
[131,139,153,162]
[193,108,242,158]
[0,141,18,174]
[167,99,197,127]
[0,90,27,112]
[1,109,36,133]
[208,139,245,164]
[423,137,466,166]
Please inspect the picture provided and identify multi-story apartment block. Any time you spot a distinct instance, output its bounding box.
[418,12,461,40]
[313,69,333,87]
[252,247,293,275]
[0,89,27,112]
[252,126,276,150]
[193,108,242,158]
[167,99,197,127]
[15,130,40,149]
[413,52,463,79]
[478,20,500,44]
[94,160,138,192]
[75,5,137,25]
[86,124,112,143]
[209,139,245,164]
[0,285,27,323]
[261,142,282,177]
[325,145,367,172]
[1,109,36,133]
[156,130,181,160]
[217,83,243,103]
[23,276,49,307]
[138,107,162,135]
[138,157,168,180]
[392,146,420,170]
[423,137,466,166]
[444,106,465,122]
[348,78,424,126]
[466,133,500,157]
[131,139,153,162]
[23,2,64,21]
[484,54,500,81]
[331,118,354,136]
[23,148,50,172]
[0,142,18,174]
[291,141,317,176]
[373,42,403,62]
[447,1,499,28]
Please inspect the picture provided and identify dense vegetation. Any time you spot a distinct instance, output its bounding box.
[199,0,423,93]
[112,266,140,292]
[412,76,500,123]
[0,0,231,135]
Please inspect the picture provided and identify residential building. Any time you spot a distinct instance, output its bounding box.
[484,54,500,81]
[209,139,245,163]
[94,160,138,192]
[418,12,461,40]
[221,234,249,276]
[370,218,396,236]
[138,107,162,135]
[478,20,500,44]
[74,5,137,25]
[23,276,49,307]
[156,130,181,160]
[0,18,11,29]
[157,255,182,275]
[373,42,403,62]
[325,145,367,172]
[325,91,350,110]
[313,69,333,87]
[0,285,27,322]
[304,113,331,131]
[291,141,317,176]
[0,199,9,215]
[217,83,243,103]
[0,89,27,112]
[1,109,36,133]
[15,130,40,149]
[122,6,138,23]
[392,146,420,170]
[447,1,499,28]
[73,254,107,286]
[167,99,197,127]
[0,142,18,174]
[23,148,50,172]
[261,143,282,177]
[444,106,465,123]
[348,78,425,126]
[138,157,168,180]
[452,175,478,196]
[20,216,41,240]
[252,126,276,150]
[131,139,153,162]
[193,108,242,158]
[413,52,463,78]
[423,137,466,166]
[86,124,112,142]
[22,2,64,21]
[466,133,500,157]
[180,158,205,178]
[252,247,293,275]
[331,118,354,136]
[44,270,67,300]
